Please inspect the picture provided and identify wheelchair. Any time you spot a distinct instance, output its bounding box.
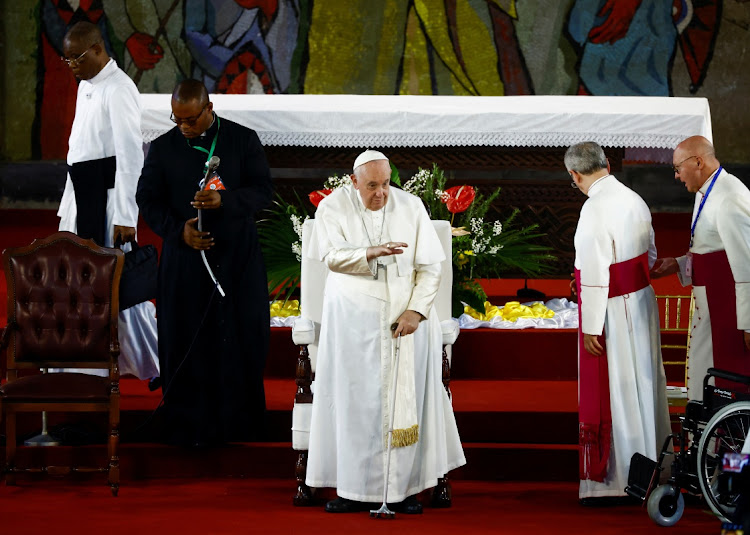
[626,368,750,527]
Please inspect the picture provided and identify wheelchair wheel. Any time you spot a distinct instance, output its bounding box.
[647,484,685,526]
[697,401,750,523]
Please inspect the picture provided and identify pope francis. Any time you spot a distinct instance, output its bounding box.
[305,150,466,513]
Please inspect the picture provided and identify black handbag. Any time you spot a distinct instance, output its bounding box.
[118,241,159,310]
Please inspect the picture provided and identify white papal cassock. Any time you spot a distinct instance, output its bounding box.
[56,59,159,380]
[575,175,671,498]
[674,168,750,400]
[305,184,465,503]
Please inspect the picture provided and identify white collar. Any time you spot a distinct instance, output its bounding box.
[698,166,722,195]
[586,174,612,197]
[88,59,117,85]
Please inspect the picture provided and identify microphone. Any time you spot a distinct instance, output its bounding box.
[198,156,221,232]
[199,156,221,190]
[196,155,226,297]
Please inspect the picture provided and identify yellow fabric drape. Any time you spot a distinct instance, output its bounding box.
[269,300,301,317]
[464,300,554,322]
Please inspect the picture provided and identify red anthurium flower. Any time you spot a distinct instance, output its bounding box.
[309,189,333,208]
[443,185,476,214]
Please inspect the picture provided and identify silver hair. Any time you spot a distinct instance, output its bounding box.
[564,142,608,175]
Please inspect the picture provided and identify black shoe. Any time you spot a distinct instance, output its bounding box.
[325,497,370,513]
[148,377,162,391]
[389,495,423,514]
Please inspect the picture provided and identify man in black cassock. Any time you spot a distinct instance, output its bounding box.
[136,79,272,447]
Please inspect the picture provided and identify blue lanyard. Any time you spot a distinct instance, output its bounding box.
[690,165,722,248]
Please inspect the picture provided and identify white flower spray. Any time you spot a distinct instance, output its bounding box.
[403,168,432,196]
[323,174,352,190]
[290,213,309,262]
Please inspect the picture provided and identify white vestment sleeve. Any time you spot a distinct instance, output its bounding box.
[314,200,373,275]
[575,204,612,336]
[108,83,144,229]
[324,247,373,275]
[716,196,750,330]
[406,262,441,319]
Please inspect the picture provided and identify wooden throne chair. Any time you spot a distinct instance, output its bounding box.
[0,231,124,495]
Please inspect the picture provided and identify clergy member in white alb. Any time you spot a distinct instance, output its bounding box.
[305,150,465,514]
[56,22,159,382]
[567,142,670,505]
[651,136,750,399]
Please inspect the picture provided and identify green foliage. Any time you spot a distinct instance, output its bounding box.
[257,194,309,303]
[259,164,556,316]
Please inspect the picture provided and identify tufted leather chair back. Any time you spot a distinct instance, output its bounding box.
[2,232,123,371]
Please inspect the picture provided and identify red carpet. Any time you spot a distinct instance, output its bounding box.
[0,478,718,535]
[0,209,714,532]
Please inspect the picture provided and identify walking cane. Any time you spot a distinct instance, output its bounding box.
[370,325,402,519]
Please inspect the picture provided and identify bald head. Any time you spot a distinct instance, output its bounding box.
[673,135,721,193]
[172,79,209,107]
[675,136,716,160]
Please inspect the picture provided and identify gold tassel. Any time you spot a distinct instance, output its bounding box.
[391,425,419,448]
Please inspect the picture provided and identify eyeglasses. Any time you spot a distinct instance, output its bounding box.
[170,104,209,127]
[672,155,698,173]
[61,45,94,67]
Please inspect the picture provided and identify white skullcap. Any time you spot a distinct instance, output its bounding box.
[353,149,389,173]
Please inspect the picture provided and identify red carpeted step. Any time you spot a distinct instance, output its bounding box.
[0,478,718,534]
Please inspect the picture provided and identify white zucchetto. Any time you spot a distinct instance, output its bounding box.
[353,149,389,173]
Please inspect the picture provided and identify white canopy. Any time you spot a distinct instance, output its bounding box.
[140,94,712,152]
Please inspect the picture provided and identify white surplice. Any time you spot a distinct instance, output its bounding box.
[56,59,159,380]
[675,168,750,400]
[575,175,671,498]
[305,185,465,503]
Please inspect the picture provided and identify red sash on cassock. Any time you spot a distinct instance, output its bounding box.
[576,252,650,482]
[692,250,750,390]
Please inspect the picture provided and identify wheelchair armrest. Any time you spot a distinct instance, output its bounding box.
[440,319,460,346]
[705,368,750,388]
[292,317,316,346]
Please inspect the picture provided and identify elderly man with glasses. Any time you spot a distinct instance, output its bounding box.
[55,21,160,384]
[136,79,273,448]
[651,136,750,400]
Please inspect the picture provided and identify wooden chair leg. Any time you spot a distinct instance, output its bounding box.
[442,345,451,398]
[293,450,314,506]
[293,344,314,505]
[5,410,16,486]
[108,405,120,496]
[434,346,453,507]
[431,476,452,508]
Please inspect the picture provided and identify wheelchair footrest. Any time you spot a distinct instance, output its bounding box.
[626,452,659,501]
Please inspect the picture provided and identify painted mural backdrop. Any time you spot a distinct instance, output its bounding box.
[8,0,747,160]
